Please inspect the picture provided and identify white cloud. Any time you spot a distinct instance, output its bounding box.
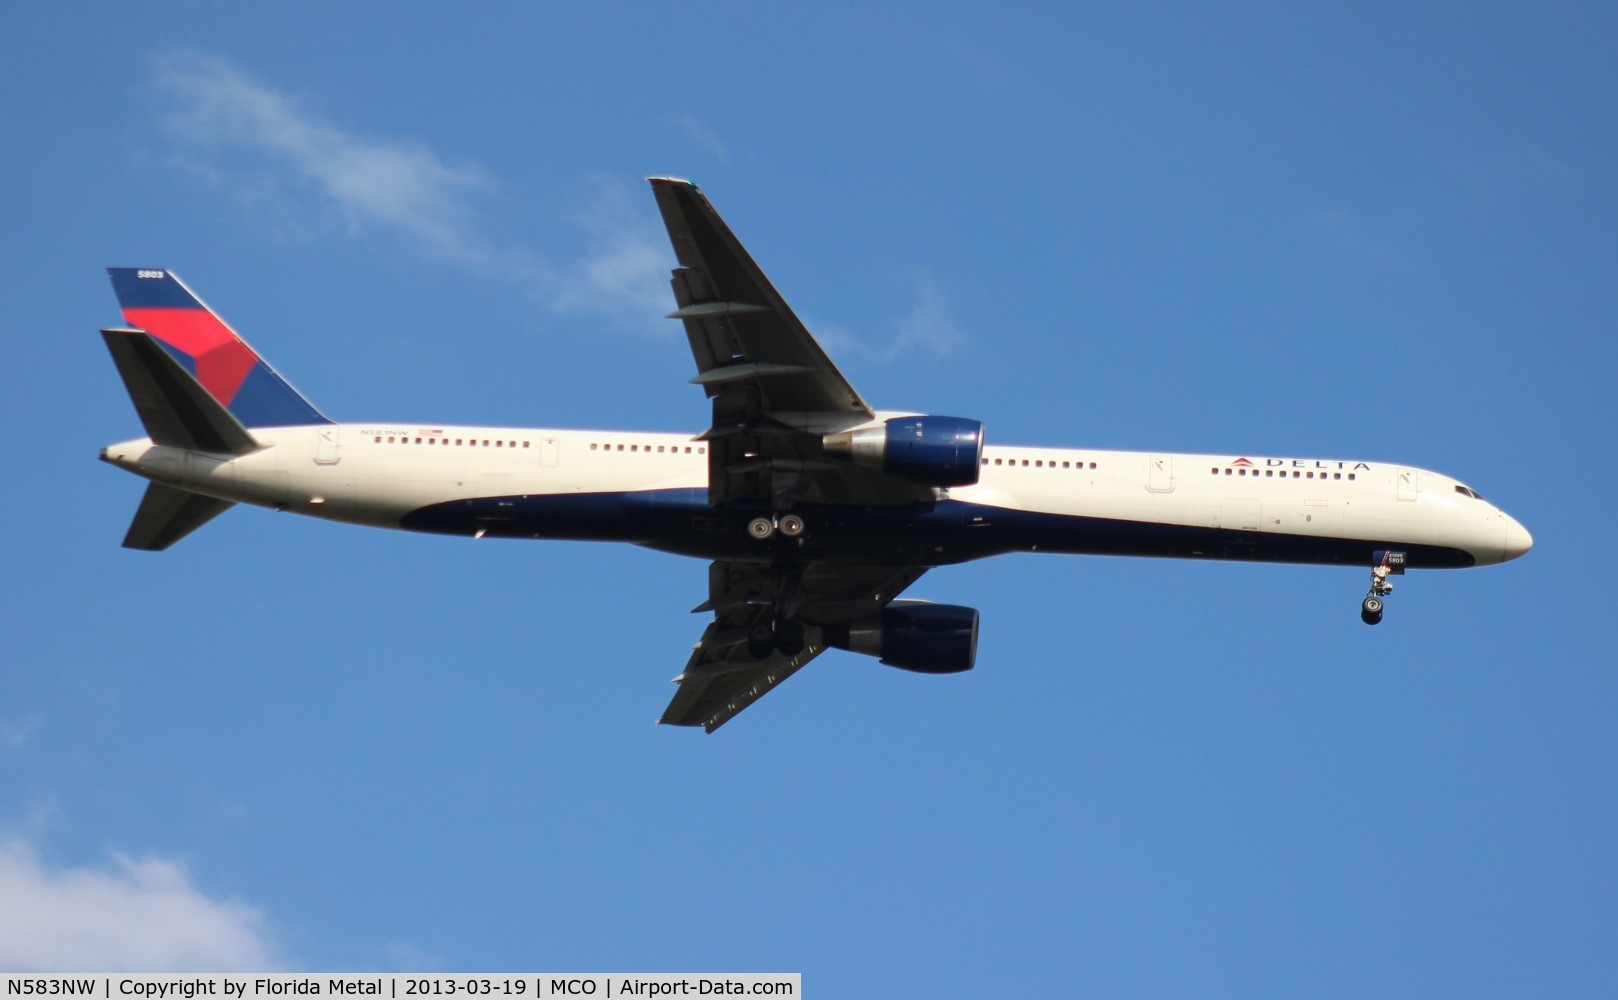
[0,839,279,971]
[1307,208,1413,270]
[149,52,667,332]
[152,51,491,266]
[887,269,967,359]
[144,52,962,354]
[0,716,41,752]
[666,114,730,164]
[549,176,674,328]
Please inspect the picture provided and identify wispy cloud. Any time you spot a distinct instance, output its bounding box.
[149,52,664,331]
[0,839,280,971]
[1307,208,1414,271]
[887,269,967,359]
[153,52,491,266]
[666,114,730,164]
[0,716,41,752]
[146,52,962,354]
[801,269,970,362]
[549,176,673,324]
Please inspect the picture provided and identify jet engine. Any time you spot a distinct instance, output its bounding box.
[822,416,984,487]
[824,600,979,674]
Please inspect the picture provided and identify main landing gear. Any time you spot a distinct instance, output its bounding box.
[1360,550,1406,625]
[746,513,807,541]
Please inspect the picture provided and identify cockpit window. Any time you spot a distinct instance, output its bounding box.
[1454,484,1485,500]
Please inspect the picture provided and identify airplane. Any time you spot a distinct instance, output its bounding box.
[97,177,1533,732]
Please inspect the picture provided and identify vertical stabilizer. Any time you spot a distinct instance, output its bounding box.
[107,268,329,428]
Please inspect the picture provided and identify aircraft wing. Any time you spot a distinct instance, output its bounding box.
[661,561,929,732]
[649,177,933,507]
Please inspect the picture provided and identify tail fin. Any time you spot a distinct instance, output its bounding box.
[107,268,329,428]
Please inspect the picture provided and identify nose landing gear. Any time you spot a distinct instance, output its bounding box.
[1360,550,1405,625]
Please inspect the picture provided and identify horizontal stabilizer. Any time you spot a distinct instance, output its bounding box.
[123,482,234,551]
[101,328,258,456]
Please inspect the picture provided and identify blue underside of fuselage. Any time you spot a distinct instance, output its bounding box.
[398,489,1478,569]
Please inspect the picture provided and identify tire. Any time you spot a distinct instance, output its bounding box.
[747,622,776,659]
[1360,595,1384,625]
[779,513,807,538]
[747,516,775,540]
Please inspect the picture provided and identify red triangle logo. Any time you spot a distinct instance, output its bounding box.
[1231,457,1254,467]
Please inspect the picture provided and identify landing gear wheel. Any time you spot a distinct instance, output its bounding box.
[775,618,805,656]
[1360,595,1384,625]
[746,516,776,541]
[778,513,807,538]
[747,622,777,659]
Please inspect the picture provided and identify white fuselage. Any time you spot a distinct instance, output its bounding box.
[101,421,1532,569]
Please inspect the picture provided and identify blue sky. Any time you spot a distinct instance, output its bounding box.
[3,2,1616,993]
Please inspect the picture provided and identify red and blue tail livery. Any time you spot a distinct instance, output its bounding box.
[107,268,328,428]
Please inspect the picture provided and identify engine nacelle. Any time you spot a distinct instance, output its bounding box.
[824,600,979,674]
[822,416,984,487]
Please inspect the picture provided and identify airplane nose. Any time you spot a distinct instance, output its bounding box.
[1502,515,1533,562]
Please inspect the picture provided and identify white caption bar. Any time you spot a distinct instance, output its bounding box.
[0,975,799,999]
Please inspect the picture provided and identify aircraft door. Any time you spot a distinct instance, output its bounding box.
[1396,467,1418,502]
[1148,454,1173,493]
[315,425,341,465]
[540,435,560,468]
